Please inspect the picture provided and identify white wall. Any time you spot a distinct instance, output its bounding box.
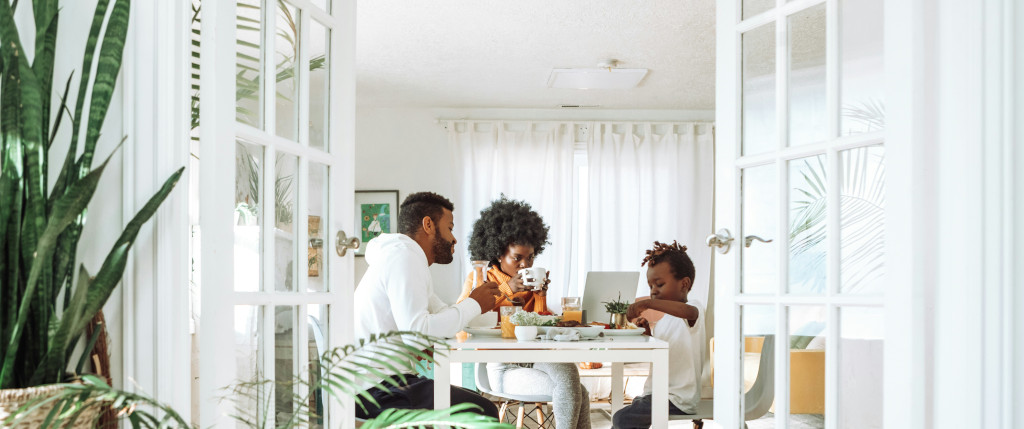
[14,0,126,387]
[353,107,714,303]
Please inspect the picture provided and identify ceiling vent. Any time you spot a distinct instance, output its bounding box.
[547,59,648,90]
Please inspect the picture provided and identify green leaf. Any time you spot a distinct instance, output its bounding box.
[78,0,131,178]
[1,146,117,388]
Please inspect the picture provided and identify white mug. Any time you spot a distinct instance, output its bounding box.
[517,267,547,289]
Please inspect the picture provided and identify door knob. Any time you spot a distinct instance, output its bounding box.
[705,228,735,254]
[335,230,361,257]
[744,235,773,247]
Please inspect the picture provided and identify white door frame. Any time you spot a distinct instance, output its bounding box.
[884,0,1021,427]
[122,0,193,420]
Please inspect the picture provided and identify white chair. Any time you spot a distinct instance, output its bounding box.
[673,335,775,429]
[474,363,554,428]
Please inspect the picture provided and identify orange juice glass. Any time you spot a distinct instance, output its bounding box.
[561,297,582,323]
[500,306,521,339]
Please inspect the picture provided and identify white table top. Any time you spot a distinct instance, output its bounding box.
[445,335,669,350]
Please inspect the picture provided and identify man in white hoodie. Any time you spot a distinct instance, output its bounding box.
[354,192,501,419]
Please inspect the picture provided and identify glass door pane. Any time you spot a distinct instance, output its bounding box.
[743,0,774,20]
[309,19,330,151]
[742,23,776,156]
[275,4,300,140]
[308,163,329,292]
[788,4,827,145]
[839,0,885,135]
[741,164,778,294]
[236,0,263,128]
[839,146,885,294]
[742,305,777,427]
[788,306,825,428]
[236,141,263,292]
[276,153,298,291]
[838,307,883,429]
[788,155,827,294]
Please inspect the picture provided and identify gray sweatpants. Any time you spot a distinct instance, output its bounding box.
[487,362,591,429]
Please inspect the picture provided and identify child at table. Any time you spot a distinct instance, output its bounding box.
[613,240,705,429]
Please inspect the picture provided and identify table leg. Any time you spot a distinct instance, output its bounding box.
[651,349,669,429]
[611,362,624,414]
[434,354,451,410]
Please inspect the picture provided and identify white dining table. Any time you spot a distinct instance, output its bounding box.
[433,334,671,428]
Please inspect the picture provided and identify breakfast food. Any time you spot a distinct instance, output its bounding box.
[578,362,603,370]
[555,320,583,327]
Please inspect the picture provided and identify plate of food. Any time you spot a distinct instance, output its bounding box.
[589,322,646,336]
[465,327,502,337]
[538,320,603,338]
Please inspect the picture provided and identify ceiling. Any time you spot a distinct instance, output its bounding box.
[355,0,717,110]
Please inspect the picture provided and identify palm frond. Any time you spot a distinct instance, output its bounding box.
[4,374,192,428]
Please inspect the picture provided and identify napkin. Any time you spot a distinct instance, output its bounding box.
[542,327,581,341]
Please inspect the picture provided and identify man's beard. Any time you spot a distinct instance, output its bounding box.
[432,229,455,264]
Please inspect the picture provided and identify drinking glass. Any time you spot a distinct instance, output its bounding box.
[561,297,582,323]
[500,306,521,339]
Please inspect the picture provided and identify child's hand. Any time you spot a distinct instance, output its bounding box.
[635,317,652,336]
[626,300,651,321]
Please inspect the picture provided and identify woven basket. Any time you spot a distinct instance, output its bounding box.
[0,384,100,428]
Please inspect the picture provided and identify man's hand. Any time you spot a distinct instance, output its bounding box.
[626,299,652,321]
[506,272,529,292]
[469,282,501,313]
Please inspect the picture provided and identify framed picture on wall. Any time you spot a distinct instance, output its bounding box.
[354,190,399,256]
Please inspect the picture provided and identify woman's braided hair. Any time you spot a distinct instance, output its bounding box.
[641,240,696,281]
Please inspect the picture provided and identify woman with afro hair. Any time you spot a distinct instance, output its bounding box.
[457,195,551,312]
[457,196,591,429]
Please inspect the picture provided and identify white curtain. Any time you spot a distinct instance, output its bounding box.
[587,122,715,306]
[448,121,576,308]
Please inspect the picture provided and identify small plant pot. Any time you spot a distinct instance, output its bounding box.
[514,325,538,341]
[610,313,627,329]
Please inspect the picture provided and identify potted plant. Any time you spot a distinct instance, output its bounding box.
[509,310,543,341]
[603,293,631,328]
[0,0,184,425]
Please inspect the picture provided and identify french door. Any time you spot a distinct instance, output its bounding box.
[713,0,885,428]
[198,0,356,427]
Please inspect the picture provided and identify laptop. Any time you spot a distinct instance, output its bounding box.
[580,271,641,324]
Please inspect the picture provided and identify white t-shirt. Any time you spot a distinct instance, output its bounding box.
[642,298,706,414]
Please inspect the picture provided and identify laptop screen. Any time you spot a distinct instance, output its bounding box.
[580,271,641,324]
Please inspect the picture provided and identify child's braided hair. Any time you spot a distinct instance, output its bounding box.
[641,240,696,282]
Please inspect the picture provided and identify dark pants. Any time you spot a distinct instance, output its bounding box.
[354,374,498,419]
[612,395,691,429]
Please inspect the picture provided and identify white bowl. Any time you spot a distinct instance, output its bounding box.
[514,325,538,341]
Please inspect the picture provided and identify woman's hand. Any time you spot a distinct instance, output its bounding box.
[626,300,651,321]
[507,272,528,293]
[540,271,551,292]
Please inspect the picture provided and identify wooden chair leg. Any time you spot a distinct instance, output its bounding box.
[535,403,545,427]
[516,404,525,429]
[693,419,704,429]
[498,402,508,423]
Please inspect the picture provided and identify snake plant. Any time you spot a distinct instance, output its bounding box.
[0,0,183,389]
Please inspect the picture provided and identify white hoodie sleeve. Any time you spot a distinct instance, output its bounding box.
[385,251,481,338]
